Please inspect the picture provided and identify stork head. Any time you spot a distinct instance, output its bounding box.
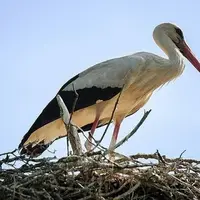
[153,23,200,72]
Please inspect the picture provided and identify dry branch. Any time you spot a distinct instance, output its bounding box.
[104,110,151,156]
[1,150,200,200]
[56,94,82,156]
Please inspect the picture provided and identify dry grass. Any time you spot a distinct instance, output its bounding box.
[1,150,200,200]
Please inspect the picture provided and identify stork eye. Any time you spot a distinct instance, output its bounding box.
[175,27,184,40]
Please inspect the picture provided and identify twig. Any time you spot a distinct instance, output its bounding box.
[56,94,82,156]
[0,149,17,157]
[104,109,151,155]
[114,181,141,200]
[80,128,107,151]
[156,150,166,164]
[169,174,200,194]
[67,84,79,155]
[100,180,130,197]
[179,150,186,159]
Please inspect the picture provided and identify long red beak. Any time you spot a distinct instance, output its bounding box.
[182,41,200,72]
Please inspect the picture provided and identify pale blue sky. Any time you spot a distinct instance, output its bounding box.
[1,1,200,159]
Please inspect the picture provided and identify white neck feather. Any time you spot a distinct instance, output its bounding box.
[153,28,184,68]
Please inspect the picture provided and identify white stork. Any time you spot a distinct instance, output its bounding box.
[19,23,200,157]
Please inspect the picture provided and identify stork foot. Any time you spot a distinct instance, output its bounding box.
[84,139,93,151]
[108,150,115,161]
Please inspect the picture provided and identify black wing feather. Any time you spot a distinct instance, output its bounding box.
[19,73,121,155]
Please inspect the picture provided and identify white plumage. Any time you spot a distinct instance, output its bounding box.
[64,56,143,90]
[19,23,200,157]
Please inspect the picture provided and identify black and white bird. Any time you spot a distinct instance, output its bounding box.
[19,23,200,157]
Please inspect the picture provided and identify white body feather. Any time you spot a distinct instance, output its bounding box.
[64,52,184,92]
[65,51,185,126]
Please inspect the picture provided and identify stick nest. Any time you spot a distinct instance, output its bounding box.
[0,150,200,200]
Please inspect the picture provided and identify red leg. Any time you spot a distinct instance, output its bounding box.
[85,114,100,151]
[109,121,121,151]
[90,116,100,135]
[85,101,105,151]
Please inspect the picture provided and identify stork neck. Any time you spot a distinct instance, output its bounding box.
[153,31,184,67]
[164,42,183,66]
